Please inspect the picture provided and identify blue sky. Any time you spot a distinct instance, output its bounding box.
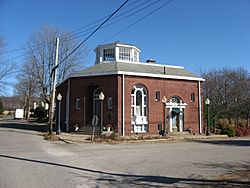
[0,0,250,95]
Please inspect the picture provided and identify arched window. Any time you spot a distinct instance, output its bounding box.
[169,96,181,104]
[93,88,102,100]
[131,84,148,133]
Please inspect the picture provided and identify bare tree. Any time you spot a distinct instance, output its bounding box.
[0,37,15,95]
[202,67,250,127]
[242,76,250,127]
[19,25,86,131]
[26,25,85,103]
[14,61,39,119]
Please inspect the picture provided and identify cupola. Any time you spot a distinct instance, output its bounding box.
[94,42,141,64]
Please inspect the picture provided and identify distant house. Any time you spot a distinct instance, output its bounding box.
[1,96,23,115]
[57,42,204,135]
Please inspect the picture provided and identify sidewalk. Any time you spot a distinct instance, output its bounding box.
[0,118,230,144]
[56,133,91,143]
[56,132,229,144]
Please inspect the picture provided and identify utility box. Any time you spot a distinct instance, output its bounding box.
[14,109,24,119]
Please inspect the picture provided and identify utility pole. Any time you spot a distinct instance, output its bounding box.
[49,37,59,135]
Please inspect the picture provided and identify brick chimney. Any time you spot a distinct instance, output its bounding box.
[146,59,156,64]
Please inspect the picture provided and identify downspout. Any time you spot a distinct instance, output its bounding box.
[198,80,202,134]
[66,78,70,132]
[122,74,125,136]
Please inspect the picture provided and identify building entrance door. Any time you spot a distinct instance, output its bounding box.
[93,88,102,126]
[172,108,181,132]
[165,97,187,132]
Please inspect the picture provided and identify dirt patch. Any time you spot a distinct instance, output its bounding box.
[43,133,60,141]
[218,169,250,181]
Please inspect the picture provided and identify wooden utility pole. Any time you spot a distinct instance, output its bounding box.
[49,37,59,135]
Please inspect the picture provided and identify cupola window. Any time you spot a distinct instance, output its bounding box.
[134,50,138,62]
[119,47,131,61]
[103,48,115,61]
[95,42,141,64]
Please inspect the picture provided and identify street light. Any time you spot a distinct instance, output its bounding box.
[56,93,62,135]
[162,96,167,136]
[205,98,210,136]
[99,92,105,134]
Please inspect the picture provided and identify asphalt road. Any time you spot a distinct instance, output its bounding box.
[0,122,250,188]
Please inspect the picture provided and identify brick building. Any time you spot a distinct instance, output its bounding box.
[57,42,204,135]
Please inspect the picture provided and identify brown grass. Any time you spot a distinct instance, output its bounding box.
[43,133,59,141]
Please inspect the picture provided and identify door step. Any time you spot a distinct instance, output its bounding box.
[76,125,101,135]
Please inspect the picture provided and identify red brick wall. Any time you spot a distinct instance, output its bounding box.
[57,75,119,132]
[120,75,202,135]
[57,75,203,135]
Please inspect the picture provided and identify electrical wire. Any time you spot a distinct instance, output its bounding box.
[58,0,130,67]
[82,0,174,57]
[67,0,162,41]
[3,0,170,64]
[0,0,142,55]
[104,0,174,43]
[2,0,151,63]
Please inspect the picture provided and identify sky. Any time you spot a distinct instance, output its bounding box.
[0,0,250,96]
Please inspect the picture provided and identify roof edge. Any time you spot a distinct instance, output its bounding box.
[69,71,204,82]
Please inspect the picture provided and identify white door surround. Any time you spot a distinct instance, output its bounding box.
[165,98,187,133]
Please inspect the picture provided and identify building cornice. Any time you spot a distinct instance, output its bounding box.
[70,71,205,82]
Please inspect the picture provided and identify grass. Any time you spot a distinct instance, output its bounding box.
[89,133,171,143]
[218,169,250,181]
[43,133,59,141]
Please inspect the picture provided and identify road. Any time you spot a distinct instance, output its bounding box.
[0,122,250,188]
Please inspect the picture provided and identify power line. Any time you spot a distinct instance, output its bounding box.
[58,0,130,66]
[46,0,164,46]
[83,0,174,55]
[64,0,154,41]
[2,0,151,63]
[105,0,174,42]
[59,0,145,41]
[67,0,161,41]
[0,0,142,56]
[3,0,168,64]
[2,0,131,63]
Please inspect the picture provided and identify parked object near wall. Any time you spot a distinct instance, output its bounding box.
[14,109,24,119]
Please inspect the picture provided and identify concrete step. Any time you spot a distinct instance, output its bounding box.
[168,131,191,136]
[77,125,101,135]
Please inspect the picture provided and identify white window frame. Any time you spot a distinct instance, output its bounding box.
[134,50,138,62]
[131,85,148,133]
[103,48,115,61]
[119,47,131,61]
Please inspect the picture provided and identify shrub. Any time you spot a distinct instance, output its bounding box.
[217,119,229,129]
[8,111,13,115]
[34,106,46,119]
[0,100,3,115]
[238,120,247,127]
[109,132,119,140]
[221,126,235,137]
[236,126,244,137]
[236,126,250,137]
